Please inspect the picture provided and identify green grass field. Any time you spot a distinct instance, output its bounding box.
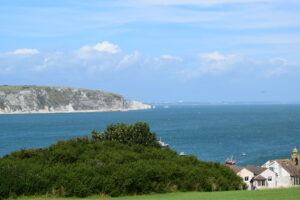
[16,187,300,200]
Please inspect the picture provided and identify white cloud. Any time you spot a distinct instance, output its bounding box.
[262,57,289,77]
[200,52,228,61]
[177,52,299,80]
[117,51,141,70]
[79,41,121,54]
[32,58,50,72]
[269,57,288,66]
[264,67,285,77]
[11,48,40,55]
[160,55,183,62]
[197,52,242,74]
[76,41,121,60]
[1,42,299,82]
[178,52,238,79]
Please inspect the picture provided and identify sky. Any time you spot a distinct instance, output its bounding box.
[1,0,300,102]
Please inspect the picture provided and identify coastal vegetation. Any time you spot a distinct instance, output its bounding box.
[0,122,244,199]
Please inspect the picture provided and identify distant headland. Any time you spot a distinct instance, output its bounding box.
[0,85,151,114]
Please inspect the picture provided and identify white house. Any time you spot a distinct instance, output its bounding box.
[229,165,254,190]
[245,165,277,189]
[229,148,300,190]
[229,165,277,190]
[262,160,300,187]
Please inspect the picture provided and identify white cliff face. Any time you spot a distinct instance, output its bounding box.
[0,86,151,114]
[124,100,151,110]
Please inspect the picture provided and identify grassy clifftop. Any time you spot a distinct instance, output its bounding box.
[0,85,121,98]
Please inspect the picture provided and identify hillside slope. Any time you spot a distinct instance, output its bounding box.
[0,85,150,114]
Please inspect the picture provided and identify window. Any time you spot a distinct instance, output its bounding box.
[268,176,272,181]
[257,181,261,186]
[258,181,265,186]
[244,176,249,181]
[293,177,300,185]
[269,167,274,171]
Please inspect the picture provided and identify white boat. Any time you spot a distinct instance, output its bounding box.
[179,152,187,156]
[158,137,169,148]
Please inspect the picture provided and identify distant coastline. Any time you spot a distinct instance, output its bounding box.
[0,107,150,115]
[0,85,151,114]
[149,101,300,106]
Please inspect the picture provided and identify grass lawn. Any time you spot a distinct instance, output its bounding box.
[16,187,300,200]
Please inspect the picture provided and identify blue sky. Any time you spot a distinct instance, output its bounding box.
[1,0,300,102]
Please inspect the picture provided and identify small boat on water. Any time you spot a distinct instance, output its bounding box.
[179,152,187,156]
[241,153,247,156]
[158,137,169,148]
[225,156,236,165]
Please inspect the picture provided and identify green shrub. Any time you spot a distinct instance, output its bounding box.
[93,122,160,148]
[0,122,244,198]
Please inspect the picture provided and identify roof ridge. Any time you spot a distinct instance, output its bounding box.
[245,165,267,175]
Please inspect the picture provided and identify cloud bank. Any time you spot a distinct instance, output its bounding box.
[0,42,297,80]
[10,48,40,55]
[1,41,299,101]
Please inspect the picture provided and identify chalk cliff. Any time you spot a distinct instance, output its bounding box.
[0,86,151,114]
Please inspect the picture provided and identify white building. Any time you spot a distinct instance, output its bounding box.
[229,165,254,190]
[229,148,300,190]
[262,160,300,187]
[229,165,276,190]
[245,165,277,189]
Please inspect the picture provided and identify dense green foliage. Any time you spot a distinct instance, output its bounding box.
[92,122,160,147]
[0,123,245,199]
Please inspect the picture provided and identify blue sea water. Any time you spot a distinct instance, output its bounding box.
[1,105,300,166]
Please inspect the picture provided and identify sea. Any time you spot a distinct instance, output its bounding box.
[1,104,300,166]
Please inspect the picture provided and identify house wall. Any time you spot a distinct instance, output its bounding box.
[277,176,292,187]
[260,169,277,188]
[237,168,254,190]
[262,161,292,187]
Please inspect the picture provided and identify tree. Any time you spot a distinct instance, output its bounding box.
[93,122,160,148]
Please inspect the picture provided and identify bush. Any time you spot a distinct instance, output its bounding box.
[0,122,244,198]
[93,122,160,148]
